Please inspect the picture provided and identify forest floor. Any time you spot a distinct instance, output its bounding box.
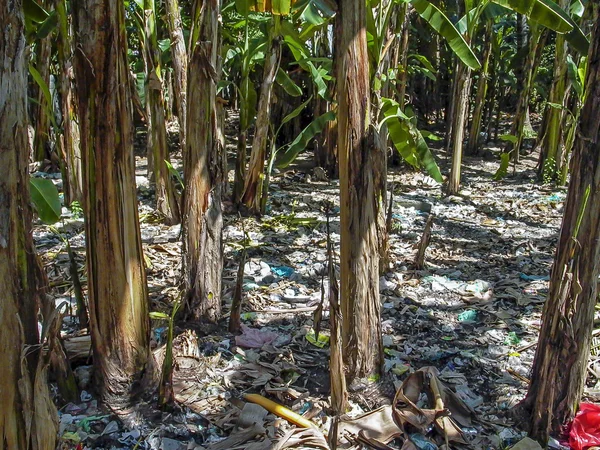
[35,113,600,450]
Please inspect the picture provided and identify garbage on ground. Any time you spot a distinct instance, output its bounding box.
[569,403,600,450]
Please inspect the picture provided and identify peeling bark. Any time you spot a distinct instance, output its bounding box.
[165,0,188,149]
[0,1,58,446]
[447,62,472,195]
[73,0,151,407]
[241,26,280,214]
[55,0,83,205]
[337,0,383,381]
[183,0,225,323]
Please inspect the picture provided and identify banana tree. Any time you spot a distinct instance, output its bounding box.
[447,0,581,195]
[260,97,335,213]
[164,0,188,149]
[537,0,587,183]
[134,0,181,224]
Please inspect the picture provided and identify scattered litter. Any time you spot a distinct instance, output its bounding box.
[569,403,600,450]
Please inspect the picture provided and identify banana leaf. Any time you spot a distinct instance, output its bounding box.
[381,98,443,182]
[411,0,481,70]
[277,111,335,168]
[30,178,61,224]
[276,68,303,97]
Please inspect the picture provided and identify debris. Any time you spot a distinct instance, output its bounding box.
[509,437,543,449]
[244,393,317,429]
[569,403,600,450]
[235,324,282,349]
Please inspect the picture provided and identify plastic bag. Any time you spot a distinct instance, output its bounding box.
[569,403,600,450]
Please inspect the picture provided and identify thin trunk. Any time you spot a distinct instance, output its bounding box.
[183,0,224,322]
[337,0,383,381]
[144,0,180,224]
[484,55,497,142]
[537,1,570,181]
[523,8,600,443]
[466,21,493,156]
[73,0,151,407]
[509,27,546,162]
[447,62,472,195]
[56,0,83,205]
[328,213,347,414]
[0,1,58,446]
[165,69,174,121]
[233,130,247,202]
[165,0,188,149]
[314,25,336,174]
[397,3,410,109]
[32,16,53,162]
[241,25,281,214]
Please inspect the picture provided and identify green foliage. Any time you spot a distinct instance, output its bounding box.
[276,111,336,168]
[410,0,481,70]
[493,152,511,180]
[70,201,84,219]
[380,98,443,183]
[165,160,184,190]
[542,157,558,184]
[30,178,61,224]
[276,68,303,97]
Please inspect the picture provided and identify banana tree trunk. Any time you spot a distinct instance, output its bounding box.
[396,3,410,110]
[32,7,53,163]
[337,0,383,382]
[55,0,83,205]
[183,0,225,322]
[0,2,58,446]
[73,0,151,407]
[447,61,472,195]
[165,0,188,149]
[523,10,600,442]
[466,21,493,156]
[144,0,180,224]
[241,23,280,214]
[313,25,336,175]
[537,1,570,182]
[508,26,546,162]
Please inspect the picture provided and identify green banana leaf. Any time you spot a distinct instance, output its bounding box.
[381,98,443,182]
[276,68,303,97]
[30,178,61,224]
[491,0,572,33]
[280,96,313,129]
[494,152,511,180]
[411,0,481,70]
[277,111,335,168]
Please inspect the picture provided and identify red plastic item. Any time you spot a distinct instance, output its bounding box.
[569,403,600,450]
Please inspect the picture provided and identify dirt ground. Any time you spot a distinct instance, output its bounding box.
[36,113,599,449]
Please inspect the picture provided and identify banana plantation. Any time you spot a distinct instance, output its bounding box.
[2,0,600,448]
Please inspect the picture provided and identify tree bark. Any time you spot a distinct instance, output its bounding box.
[32,1,53,163]
[466,21,493,156]
[165,0,188,149]
[0,1,58,446]
[508,26,546,162]
[537,0,570,182]
[183,0,225,323]
[396,3,410,110]
[337,0,383,381]
[55,0,83,205]
[447,62,472,195]
[523,7,600,443]
[241,23,281,214]
[73,0,151,408]
[144,0,181,224]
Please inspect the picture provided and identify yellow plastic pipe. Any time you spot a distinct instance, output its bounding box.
[244,393,318,429]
